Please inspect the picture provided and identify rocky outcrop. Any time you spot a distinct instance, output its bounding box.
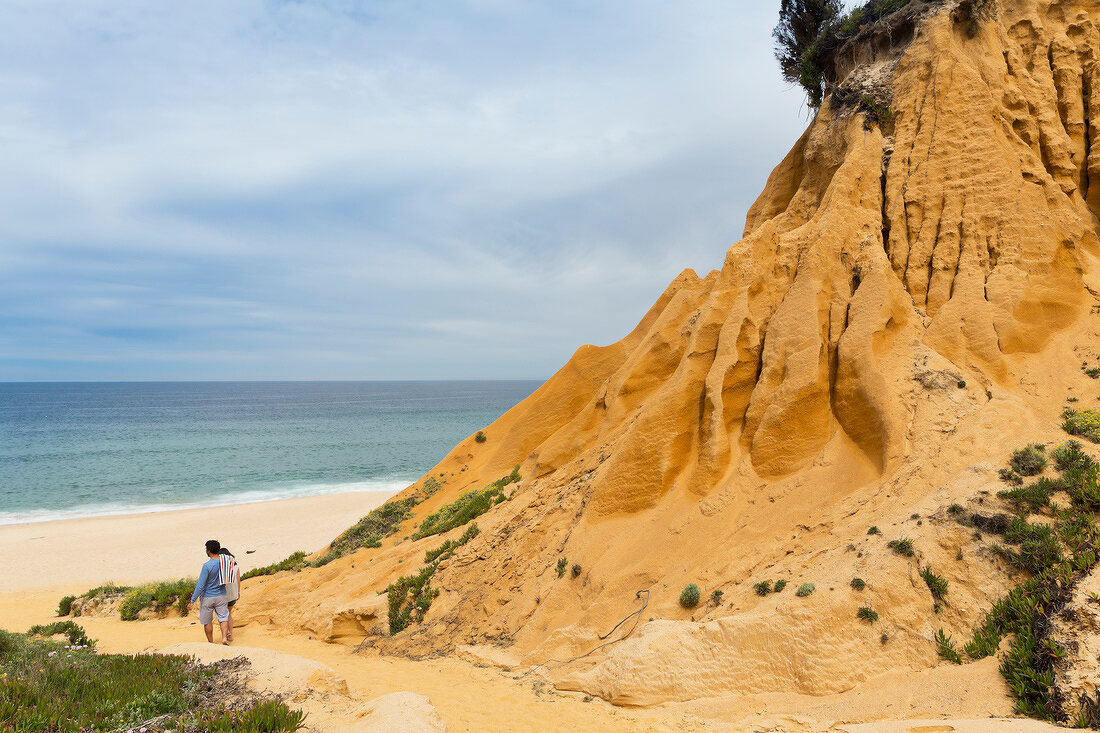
[241,0,1100,704]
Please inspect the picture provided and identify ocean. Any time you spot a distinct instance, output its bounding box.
[0,381,540,526]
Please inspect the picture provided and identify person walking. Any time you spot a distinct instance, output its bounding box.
[188,539,231,645]
[217,547,240,642]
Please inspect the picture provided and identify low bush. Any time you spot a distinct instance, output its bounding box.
[711,589,724,604]
[998,477,1061,512]
[424,524,479,564]
[56,595,76,617]
[27,621,93,648]
[118,579,194,621]
[920,565,948,601]
[679,583,701,608]
[935,629,962,664]
[796,582,815,597]
[313,496,420,567]
[753,581,772,596]
[868,526,880,535]
[241,551,308,580]
[1063,408,1100,443]
[555,557,568,577]
[887,538,914,557]
[1052,441,1092,472]
[474,431,487,443]
[1009,444,1047,476]
[773,579,788,592]
[421,476,443,496]
[850,577,866,590]
[412,467,520,540]
[387,523,481,634]
[1003,518,1063,573]
[856,605,878,623]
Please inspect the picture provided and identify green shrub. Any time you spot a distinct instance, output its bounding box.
[958,380,967,389]
[999,477,1061,512]
[773,579,788,592]
[1063,408,1100,443]
[850,577,866,590]
[57,595,76,617]
[555,557,568,577]
[474,430,487,443]
[313,496,420,567]
[711,589,724,604]
[118,579,195,621]
[753,580,772,596]
[412,468,519,540]
[1003,518,1063,573]
[679,583,701,608]
[867,526,880,535]
[1010,444,1048,476]
[935,629,962,664]
[421,476,443,495]
[887,538,914,557]
[1053,441,1092,472]
[27,621,94,648]
[241,551,308,580]
[571,563,582,578]
[796,582,815,597]
[856,605,878,623]
[1085,367,1100,379]
[920,565,948,600]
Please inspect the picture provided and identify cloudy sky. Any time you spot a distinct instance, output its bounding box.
[0,0,810,381]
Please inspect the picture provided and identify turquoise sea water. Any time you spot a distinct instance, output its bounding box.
[0,381,540,525]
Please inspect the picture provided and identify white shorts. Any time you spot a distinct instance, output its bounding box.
[199,594,229,625]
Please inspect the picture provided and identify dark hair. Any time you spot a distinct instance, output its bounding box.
[218,547,234,557]
[205,539,221,555]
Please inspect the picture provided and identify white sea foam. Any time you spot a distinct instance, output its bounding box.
[0,478,412,527]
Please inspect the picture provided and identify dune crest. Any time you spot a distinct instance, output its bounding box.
[240,0,1100,705]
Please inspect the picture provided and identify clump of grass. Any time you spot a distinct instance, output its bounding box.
[474,430,487,443]
[1085,367,1100,379]
[773,579,788,592]
[867,526,880,535]
[1001,517,1064,573]
[1063,408,1100,443]
[999,477,1061,512]
[241,551,308,580]
[27,620,94,648]
[118,578,195,621]
[1009,444,1048,476]
[795,582,815,597]
[555,557,568,577]
[679,583,701,608]
[850,577,866,591]
[920,565,948,601]
[948,503,965,515]
[387,524,481,634]
[856,605,878,623]
[887,538,914,557]
[753,580,772,596]
[57,595,76,617]
[412,467,520,540]
[934,629,962,664]
[1052,441,1093,472]
[999,467,1024,485]
[711,589,724,604]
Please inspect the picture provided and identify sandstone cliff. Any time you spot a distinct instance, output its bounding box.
[240,0,1100,708]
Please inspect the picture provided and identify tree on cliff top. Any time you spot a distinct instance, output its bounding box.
[772,0,843,98]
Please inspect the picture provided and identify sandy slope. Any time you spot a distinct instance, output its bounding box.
[0,497,1063,731]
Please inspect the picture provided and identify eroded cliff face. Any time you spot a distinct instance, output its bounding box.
[240,0,1100,703]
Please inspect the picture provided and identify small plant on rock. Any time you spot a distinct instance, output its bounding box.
[754,580,772,596]
[57,595,76,617]
[474,431,487,443]
[868,526,880,535]
[555,557,568,577]
[920,565,948,601]
[711,589,724,604]
[773,579,788,592]
[796,582,815,597]
[887,538,914,557]
[850,577,866,591]
[571,563,582,578]
[680,583,701,608]
[935,628,963,664]
[856,605,878,623]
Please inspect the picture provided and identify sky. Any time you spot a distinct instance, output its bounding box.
[0,1,810,381]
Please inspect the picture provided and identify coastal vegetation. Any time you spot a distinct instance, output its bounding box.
[856,605,878,623]
[679,583,701,608]
[411,466,520,540]
[241,552,308,580]
[386,524,481,634]
[795,583,815,597]
[313,496,420,567]
[60,580,194,622]
[0,626,305,732]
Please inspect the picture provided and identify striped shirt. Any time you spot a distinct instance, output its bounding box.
[218,553,239,586]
